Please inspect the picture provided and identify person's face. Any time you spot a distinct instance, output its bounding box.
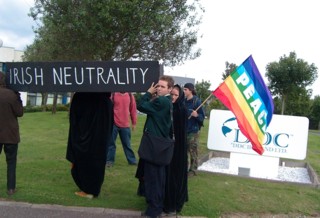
[183,88,192,98]
[156,80,171,96]
[171,88,179,103]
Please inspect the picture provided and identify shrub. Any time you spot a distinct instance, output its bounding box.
[24,104,69,113]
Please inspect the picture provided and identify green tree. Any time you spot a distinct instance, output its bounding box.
[310,95,320,130]
[265,52,318,115]
[222,61,237,80]
[25,0,204,65]
[284,89,312,117]
[272,96,282,114]
[195,80,211,101]
[208,98,226,112]
[195,80,211,117]
[25,0,203,113]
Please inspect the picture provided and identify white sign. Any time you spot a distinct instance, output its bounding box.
[207,109,309,160]
[20,92,27,106]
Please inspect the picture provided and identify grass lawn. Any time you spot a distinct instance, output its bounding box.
[0,111,319,218]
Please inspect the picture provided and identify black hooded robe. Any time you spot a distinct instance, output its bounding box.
[163,84,189,213]
[66,92,113,197]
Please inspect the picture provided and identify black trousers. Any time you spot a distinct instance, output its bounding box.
[0,144,18,190]
[144,161,166,218]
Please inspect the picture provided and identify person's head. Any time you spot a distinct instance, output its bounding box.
[183,83,196,98]
[171,86,180,103]
[157,75,174,96]
[0,71,6,88]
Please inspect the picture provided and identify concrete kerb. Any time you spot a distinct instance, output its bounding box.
[0,200,208,218]
[198,150,320,188]
[0,200,142,217]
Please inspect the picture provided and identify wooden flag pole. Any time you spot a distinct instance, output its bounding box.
[188,93,213,119]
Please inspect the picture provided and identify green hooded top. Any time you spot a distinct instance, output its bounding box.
[137,92,172,138]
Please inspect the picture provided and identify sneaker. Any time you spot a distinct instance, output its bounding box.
[75,191,94,199]
[106,161,114,168]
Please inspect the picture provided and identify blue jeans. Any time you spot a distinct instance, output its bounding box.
[107,125,137,164]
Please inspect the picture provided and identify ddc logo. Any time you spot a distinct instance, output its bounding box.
[222,117,290,148]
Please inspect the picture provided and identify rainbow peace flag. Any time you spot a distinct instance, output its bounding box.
[212,55,274,155]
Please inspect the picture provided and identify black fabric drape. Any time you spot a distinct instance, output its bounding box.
[163,84,188,213]
[66,92,113,197]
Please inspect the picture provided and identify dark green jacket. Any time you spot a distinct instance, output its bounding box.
[137,92,172,138]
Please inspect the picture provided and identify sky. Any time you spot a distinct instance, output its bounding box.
[0,0,319,97]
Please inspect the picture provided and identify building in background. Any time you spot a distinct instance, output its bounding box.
[0,45,70,106]
[0,46,23,71]
[171,75,195,87]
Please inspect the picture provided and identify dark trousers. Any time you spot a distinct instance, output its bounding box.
[0,144,18,190]
[144,161,166,218]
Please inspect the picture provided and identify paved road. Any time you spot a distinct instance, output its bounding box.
[0,200,206,218]
[0,200,141,218]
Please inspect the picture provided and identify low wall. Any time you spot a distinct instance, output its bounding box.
[198,151,320,188]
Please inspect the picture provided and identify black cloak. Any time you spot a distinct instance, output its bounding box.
[163,84,189,213]
[66,92,113,197]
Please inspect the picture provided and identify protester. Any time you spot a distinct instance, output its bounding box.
[106,92,137,167]
[135,75,174,218]
[66,92,113,198]
[163,84,189,215]
[183,83,205,177]
[0,71,24,196]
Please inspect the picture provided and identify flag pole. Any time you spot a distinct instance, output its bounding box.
[188,93,213,119]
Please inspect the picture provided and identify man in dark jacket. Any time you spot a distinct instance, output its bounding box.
[183,83,205,177]
[0,71,24,196]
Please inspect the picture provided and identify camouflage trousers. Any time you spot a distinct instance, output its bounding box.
[187,132,200,172]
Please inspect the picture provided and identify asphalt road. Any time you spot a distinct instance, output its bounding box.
[0,200,141,218]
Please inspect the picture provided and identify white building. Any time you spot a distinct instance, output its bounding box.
[0,46,24,69]
[0,45,69,106]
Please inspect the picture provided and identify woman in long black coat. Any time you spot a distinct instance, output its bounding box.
[66,92,113,198]
[163,84,188,214]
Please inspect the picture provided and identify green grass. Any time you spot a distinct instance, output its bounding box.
[0,112,320,217]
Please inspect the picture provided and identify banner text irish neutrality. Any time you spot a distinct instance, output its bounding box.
[4,61,161,92]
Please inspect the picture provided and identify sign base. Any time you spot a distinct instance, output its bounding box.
[229,152,279,179]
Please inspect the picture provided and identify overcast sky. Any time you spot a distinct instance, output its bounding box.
[1,0,319,97]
